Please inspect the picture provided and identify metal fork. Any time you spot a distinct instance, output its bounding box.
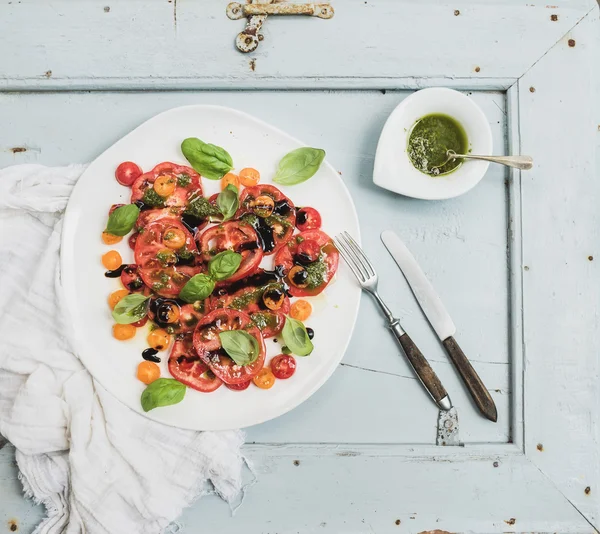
[334,232,452,411]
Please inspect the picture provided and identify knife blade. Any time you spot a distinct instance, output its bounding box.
[381,230,498,423]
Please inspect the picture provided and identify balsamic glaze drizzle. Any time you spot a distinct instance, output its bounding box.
[104,264,126,278]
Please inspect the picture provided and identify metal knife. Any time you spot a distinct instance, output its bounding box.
[381,230,498,422]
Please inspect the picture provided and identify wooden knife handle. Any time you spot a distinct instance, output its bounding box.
[396,332,449,406]
[442,336,498,422]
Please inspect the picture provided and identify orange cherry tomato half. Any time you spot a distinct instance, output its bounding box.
[102,231,123,245]
[137,361,161,385]
[239,167,260,187]
[153,174,177,197]
[108,289,129,310]
[113,324,136,341]
[102,250,122,270]
[252,368,276,389]
[115,161,142,187]
[221,172,240,190]
[290,299,312,321]
[147,328,171,351]
[162,227,187,250]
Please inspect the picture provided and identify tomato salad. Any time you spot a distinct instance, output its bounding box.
[103,141,334,412]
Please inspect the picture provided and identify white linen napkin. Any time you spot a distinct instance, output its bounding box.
[0,164,246,534]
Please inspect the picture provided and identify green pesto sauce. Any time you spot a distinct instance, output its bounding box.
[251,312,278,331]
[142,188,166,208]
[305,259,327,289]
[407,114,468,176]
[177,173,191,187]
[185,196,220,219]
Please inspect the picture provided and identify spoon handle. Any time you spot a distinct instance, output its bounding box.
[458,153,533,170]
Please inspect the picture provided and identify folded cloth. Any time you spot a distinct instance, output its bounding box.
[0,165,245,534]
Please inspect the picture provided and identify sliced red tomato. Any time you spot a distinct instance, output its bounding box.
[274,230,339,297]
[296,239,321,263]
[131,162,202,209]
[148,298,210,334]
[134,218,200,297]
[135,208,185,231]
[210,272,289,338]
[197,221,262,283]
[192,309,266,385]
[238,184,296,255]
[168,336,222,393]
[120,264,145,292]
[296,207,322,231]
[271,354,297,379]
[225,380,251,391]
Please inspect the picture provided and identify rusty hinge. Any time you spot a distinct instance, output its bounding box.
[227,1,334,53]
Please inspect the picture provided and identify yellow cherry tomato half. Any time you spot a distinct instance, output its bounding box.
[113,323,136,341]
[290,299,312,321]
[251,195,275,218]
[102,231,123,245]
[108,289,129,310]
[221,172,240,190]
[253,368,276,389]
[147,328,171,351]
[239,167,260,187]
[153,174,177,197]
[102,250,122,271]
[163,227,186,250]
[137,361,161,385]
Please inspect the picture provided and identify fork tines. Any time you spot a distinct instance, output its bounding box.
[333,232,375,284]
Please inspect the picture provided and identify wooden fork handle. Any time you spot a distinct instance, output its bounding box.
[390,322,452,410]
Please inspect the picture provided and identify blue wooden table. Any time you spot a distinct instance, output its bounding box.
[1,1,599,532]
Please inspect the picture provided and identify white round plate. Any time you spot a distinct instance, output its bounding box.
[61,105,361,430]
[373,87,493,200]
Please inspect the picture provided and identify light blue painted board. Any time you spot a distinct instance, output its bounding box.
[518,8,600,525]
[0,90,510,445]
[0,0,595,89]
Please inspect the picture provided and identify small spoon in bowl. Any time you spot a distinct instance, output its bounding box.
[431,150,533,173]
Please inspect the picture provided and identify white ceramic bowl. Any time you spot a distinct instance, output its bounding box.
[373,87,493,200]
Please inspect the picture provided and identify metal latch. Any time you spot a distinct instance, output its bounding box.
[227,1,334,53]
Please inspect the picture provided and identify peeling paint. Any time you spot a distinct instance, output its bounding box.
[104,6,110,12]
[529,86,536,93]
[453,9,460,16]
[44,70,52,78]
[339,362,415,380]
[474,66,481,72]
[10,147,27,153]
[504,518,516,525]
[395,519,401,525]
[249,58,256,71]
[7,519,18,532]
[568,39,576,47]
[493,461,499,467]
[550,14,558,21]
[293,459,300,466]
[336,451,360,457]
[585,486,591,495]
[588,256,593,261]
[537,443,543,451]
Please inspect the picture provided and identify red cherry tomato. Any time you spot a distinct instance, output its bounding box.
[131,316,148,328]
[270,354,297,379]
[296,207,322,231]
[296,239,321,263]
[115,162,142,187]
[225,380,252,391]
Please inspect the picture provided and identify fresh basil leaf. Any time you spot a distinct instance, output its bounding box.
[273,147,326,186]
[105,204,140,236]
[112,293,150,324]
[181,137,233,180]
[219,330,259,366]
[281,346,292,355]
[281,316,314,356]
[141,378,186,412]
[216,184,239,221]
[179,274,215,303]
[208,250,242,281]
